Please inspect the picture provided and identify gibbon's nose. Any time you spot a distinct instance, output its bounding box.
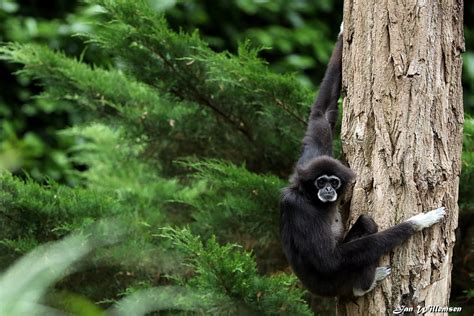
[324,186,333,192]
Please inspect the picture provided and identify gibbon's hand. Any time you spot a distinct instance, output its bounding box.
[408,207,446,231]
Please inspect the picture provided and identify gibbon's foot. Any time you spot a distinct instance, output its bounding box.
[374,266,391,281]
[353,266,391,297]
[408,207,446,231]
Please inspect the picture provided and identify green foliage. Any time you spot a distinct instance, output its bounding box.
[0,222,124,316]
[0,124,190,274]
[1,17,310,173]
[0,172,122,243]
[161,227,312,316]
[0,43,172,120]
[179,159,284,266]
[464,53,474,113]
[0,0,108,183]
[0,233,93,316]
[59,124,191,216]
[109,286,206,315]
[0,227,204,316]
[0,42,212,172]
[460,117,474,211]
[166,0,342,88]
[0,0,343,181]
[82,0,311,172]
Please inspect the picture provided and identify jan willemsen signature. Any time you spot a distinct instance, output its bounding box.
[393,305,462,315]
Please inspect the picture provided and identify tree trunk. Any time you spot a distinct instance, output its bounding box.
[338,0,464,315]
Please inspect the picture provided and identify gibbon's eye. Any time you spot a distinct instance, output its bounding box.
[316,178,326,188]
[330,178,341,189]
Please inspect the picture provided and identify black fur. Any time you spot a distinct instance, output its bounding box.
[280,33,418,297]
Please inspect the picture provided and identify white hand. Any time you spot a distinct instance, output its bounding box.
[408,207,446,231]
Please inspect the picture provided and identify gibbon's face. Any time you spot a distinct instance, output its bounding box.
[315,174,341,203]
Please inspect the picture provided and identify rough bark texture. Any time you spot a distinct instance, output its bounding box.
[338,0,464,315]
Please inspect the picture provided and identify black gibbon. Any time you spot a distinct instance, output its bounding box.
[280,27,446,298]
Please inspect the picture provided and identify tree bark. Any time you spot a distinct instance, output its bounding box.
[339,0,464,315]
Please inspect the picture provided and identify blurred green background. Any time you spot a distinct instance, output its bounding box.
[0,0,472,311]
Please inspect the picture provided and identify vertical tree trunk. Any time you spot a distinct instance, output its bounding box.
[339,0,464,315]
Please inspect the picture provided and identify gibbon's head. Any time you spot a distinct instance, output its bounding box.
[293,156,356,204]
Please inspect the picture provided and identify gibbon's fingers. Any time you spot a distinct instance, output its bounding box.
[374,266,391,281]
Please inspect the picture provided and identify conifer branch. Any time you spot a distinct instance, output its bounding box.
[148,47,254,141]
[273,97,307,126]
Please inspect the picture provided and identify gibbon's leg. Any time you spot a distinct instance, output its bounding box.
[348,208,446,296]
[343,214,378,243]
[343,215,386,296]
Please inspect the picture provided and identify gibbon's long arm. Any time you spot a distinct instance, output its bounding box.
[298,34,343,166]
[334,223,415,270]
[310,33,343,128]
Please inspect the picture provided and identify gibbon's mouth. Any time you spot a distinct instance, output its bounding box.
[318,191,337,203]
